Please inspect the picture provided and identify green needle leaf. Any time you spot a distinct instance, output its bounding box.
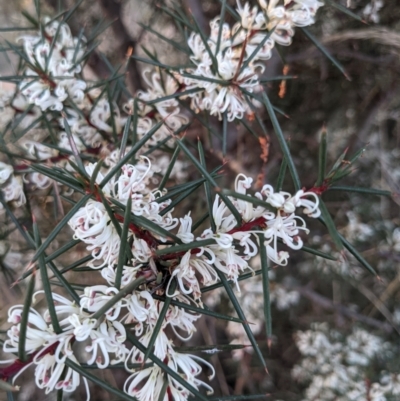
[18,270,36,362]
[221,190,273,211]
[47,260,81,305]
[258,235,272,343]
[152,294,244,323]
[198,140,216,233]
[155,238,216,256]
[222,112,228,156]
[301,27,351,80]
[175,343,247,353]
[158,146,180,192]
[216,0,227,55]
[325,0,367,23]
[339,234,377,276]
[215,269,267,372]
[138,22,190,55]
[190,14,218,74]
[327,186,392,197]
[119,115,132,159]
[318,199,344,252]
[202,269,263,293]
[114,195,132,290]
[238,26,276,75]
[276,156,288,192]
[262,91,301,191]
[300,244,337,261]
[33,219,62,334]
[100,121,163,188]
[316,126,327,187]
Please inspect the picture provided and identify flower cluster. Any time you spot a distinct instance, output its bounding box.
[179,0,323,121]
[0,18,191,198]
[292,323,398,401]
[126,70,189,150]
[0,151,320,400]
[197,174,320,275]
[18,17,86,111]
[2,276,212,401]
[3,294,92,397]
[0,158,212,400]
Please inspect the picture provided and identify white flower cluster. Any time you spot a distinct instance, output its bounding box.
[68,166,319,299]
[0,18,186,185]
[3,294,92,397]
[19,17,86,111]
[2,280,212,400]
[293,323,397,401]
[199,174,320,273]
[69,157,179,270]
[125,70,189,150]
[0,161,26,211]
[179,0,323,121]
[29,157,319,400]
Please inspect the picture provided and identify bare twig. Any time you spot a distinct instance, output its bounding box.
[291,285,394,333]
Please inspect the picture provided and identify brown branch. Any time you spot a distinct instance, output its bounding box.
[290,284,394,333]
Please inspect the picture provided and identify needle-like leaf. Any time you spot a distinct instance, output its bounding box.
[262,91,301,191]
[18,270,36,362]
[215,269,267,371]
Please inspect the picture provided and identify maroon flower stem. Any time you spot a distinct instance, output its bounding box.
[0,341,60,381]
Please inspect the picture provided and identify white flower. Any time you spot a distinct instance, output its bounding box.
[61,109,103,148]
[187,252,219,288]
[167,301,201,342]
[23,141,58,160]
[80,285,124,320]
[58,131,86,152]
[68,314,97,341]
[18,18,87,111]
[125,291,157,336]
[183,25,263,121]
[1,176,26,207]
[0,162,13,184]
[136,70,188,132]
[124,330,214,401]
[236,1,266,30]
[68,200,121,268]
[4,306,57,354]
[33,337,89,399]
[24,172,52,189]
[124,365,166,401]
[283,189,320,217]
[177,214,194,244]
[168,251,203,300]
[264,211,308,253]
[131,238,152,264]
[90,98,126,134]
[209,244,250,288]
[85,320,128,368]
